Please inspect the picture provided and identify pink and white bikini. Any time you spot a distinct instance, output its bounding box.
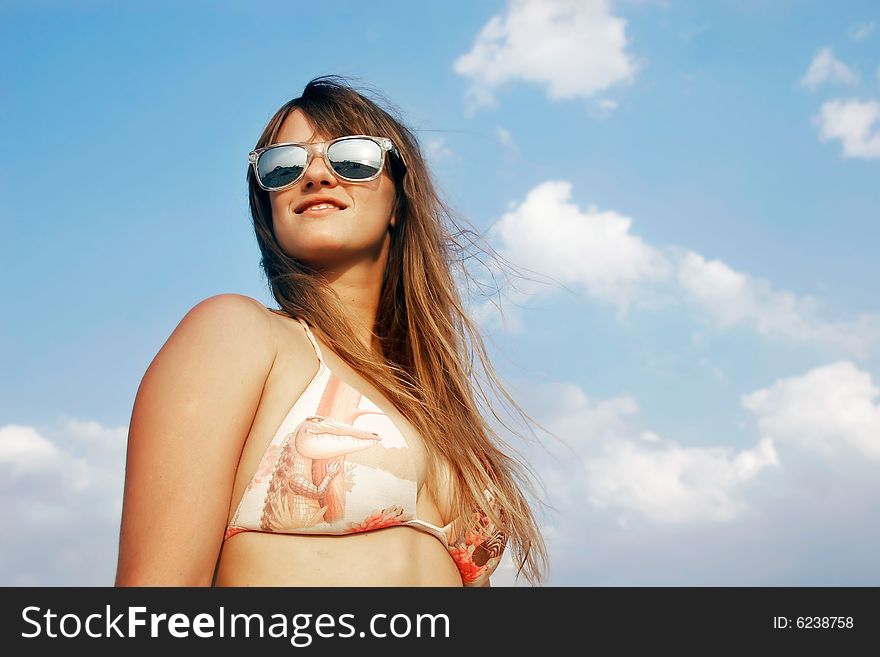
[224,317,506,586]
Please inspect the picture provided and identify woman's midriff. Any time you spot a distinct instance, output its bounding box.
[213,525,463,586]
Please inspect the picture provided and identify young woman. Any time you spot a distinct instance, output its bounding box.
[115,75,548,587]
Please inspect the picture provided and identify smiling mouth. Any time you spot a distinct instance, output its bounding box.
[299,203,345,215]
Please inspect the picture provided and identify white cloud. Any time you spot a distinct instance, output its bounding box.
[815,98,880,159]
[0,424,93,493]
[0,425,63,471]
[495,126,517,154]
[676,251,880,353]
[64,417,128,450]
[588,97,619,119]
[495,370,880,584]
[482,180,672,322]
[472,180,880,353]
[585,435,779,524]
[423,136,452,163]
[848,21,876,42]
[512,380,779,526]
[0,419,127,585]
[453,0,638,113]
[742,361,880,462]
[800,47,859,90]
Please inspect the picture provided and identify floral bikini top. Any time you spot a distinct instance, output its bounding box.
[224,317,506,586]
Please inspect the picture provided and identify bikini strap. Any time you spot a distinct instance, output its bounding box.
[296,317,326,365]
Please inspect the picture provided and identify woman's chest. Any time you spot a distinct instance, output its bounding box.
[231,326,432,514]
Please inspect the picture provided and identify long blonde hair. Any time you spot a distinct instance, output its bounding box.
[246,75,549,584]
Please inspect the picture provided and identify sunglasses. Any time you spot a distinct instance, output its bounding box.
[248,134,406,192]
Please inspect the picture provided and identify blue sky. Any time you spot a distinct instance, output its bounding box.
[1,0,879,586]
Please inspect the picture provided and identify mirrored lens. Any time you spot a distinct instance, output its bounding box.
[257,145,308,189]
[327,138,383,180]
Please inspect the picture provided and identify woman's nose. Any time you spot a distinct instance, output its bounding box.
[301,150,338,188]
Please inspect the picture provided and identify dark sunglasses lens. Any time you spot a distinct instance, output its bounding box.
[257,145,308,189]
[327,138,383,180]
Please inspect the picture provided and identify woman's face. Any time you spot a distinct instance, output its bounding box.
[268,109,397,273]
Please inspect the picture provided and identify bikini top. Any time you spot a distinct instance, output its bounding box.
[224,317,506,586]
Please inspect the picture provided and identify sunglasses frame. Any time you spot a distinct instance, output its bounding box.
[248,134,406,192]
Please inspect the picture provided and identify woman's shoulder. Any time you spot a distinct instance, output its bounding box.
[188,293,303,326]
[163,293,277,366]
[180,294,318,370]
[186,292,274,321]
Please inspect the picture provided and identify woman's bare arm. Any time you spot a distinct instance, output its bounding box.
[115,294,276,586]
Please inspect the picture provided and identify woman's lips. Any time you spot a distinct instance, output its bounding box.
[300,204,344,216]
